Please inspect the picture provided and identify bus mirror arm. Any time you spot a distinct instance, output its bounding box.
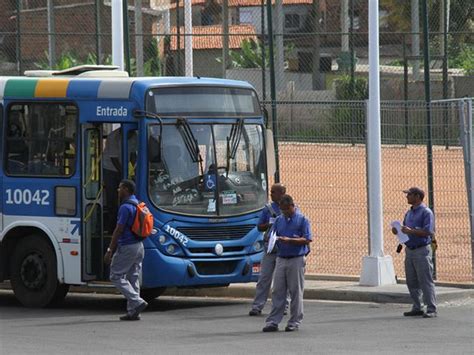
[134,110,163,163]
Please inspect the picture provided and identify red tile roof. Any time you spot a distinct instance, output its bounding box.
[170,24,257,50]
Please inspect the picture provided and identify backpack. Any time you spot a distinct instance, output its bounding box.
[124,199,154,238]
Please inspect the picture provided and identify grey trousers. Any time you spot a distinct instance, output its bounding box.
[110,242,146,314]
[251,252,290,311]
[405,245,437,313]
[265,256,305,328]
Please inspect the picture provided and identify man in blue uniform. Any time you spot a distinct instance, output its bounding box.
[392,187,437,318]
[104,179,148,321]
[263,194,312,332]
[249,183,289,316]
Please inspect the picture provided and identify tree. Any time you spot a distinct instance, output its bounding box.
[216,39,295,69]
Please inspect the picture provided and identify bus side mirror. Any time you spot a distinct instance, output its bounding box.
[148,137,162,163]
[265,129,276,178]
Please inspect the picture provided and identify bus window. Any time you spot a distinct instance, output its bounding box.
[5,104,77,176]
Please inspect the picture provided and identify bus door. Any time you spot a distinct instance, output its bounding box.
[122,124,138,183]
[0,103,3,233]
[81,124,104,281]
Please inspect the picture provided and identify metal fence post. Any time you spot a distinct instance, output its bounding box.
[123,0,131,75]
[459,99,474,280]
[421,0,436,277]
[95,0,102,65]
[15,0,22,75]
[403,34,409,147]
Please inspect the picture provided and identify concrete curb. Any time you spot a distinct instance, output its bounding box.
[160,284,474,304]
[2,280,473,305]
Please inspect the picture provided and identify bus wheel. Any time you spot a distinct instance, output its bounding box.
[10,235,66,307]
[140,287,166,303]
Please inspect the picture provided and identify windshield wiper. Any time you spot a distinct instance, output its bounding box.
[226,118,244,176]
[176,118,204,176]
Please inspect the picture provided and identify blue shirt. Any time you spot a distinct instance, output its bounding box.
[258,201,281,225]
[403,203,435,249]
[117,195,140,246]
[273,211,312,257]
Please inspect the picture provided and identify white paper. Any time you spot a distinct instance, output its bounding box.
[390,221,409,244]
[267,230,277,254]
[207,199,216,212]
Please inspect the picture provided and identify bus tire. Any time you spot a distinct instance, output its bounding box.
[9,235,66,307]
[140,287,166,302]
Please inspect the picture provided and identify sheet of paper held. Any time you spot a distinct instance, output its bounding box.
[267,230,277,254]
[390,221,410,244]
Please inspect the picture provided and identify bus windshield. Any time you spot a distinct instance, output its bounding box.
[148,122,267,216]
[148,86,261,116]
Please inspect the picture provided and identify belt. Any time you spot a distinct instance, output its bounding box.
[279,255,303,259]
[406,244,429,250]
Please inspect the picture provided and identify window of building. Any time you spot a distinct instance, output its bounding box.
[285,14,300,29]
[5,103,77,176]
[239,8,253,25]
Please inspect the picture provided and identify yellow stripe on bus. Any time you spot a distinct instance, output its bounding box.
[34,79,70,98]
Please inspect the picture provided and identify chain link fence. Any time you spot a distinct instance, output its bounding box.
[267,98,472,282]
[0,1,472,99]
[0,1,472,281]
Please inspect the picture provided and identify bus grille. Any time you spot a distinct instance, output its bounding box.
[176,225,255,241]
[188,246,245,254]
[194,261,239,275]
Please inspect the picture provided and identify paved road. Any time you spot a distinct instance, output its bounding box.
[0,290,473,354]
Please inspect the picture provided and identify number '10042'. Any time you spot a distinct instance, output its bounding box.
[5,189,50,205]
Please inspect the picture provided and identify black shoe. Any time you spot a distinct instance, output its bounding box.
[249,309,262,316]
[423,312,437,318]
[403,310,425,317]
[285,325,299,332]
[120,314,141,321]
[262,324,279,332]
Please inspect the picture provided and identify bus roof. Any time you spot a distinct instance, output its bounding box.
[0,76,256,101]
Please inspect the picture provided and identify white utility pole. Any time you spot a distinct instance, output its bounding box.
[359,0,396,286]
[112,0,124,70]
[184,0,193,76]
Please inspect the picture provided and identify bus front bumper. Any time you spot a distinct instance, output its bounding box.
[141,248,263,289]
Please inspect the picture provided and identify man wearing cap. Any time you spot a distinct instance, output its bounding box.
[392,187,437,318]
[262,194,312,332]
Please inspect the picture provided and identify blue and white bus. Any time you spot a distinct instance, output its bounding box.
[0,66,275,307]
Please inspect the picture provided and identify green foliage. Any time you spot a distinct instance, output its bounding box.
[335,75,368,100]
[449,43,474,75]
[216,39,296,69]
[142,38,161,76]
[35,51,112,70]
[333,75,368,143]
[216,38,267,68]
[387,59,404,67]
[34,45,161,77]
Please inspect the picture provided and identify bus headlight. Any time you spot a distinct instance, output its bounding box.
[253,241,264,252]
[166,244,176,254]
[159,235,167,245]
